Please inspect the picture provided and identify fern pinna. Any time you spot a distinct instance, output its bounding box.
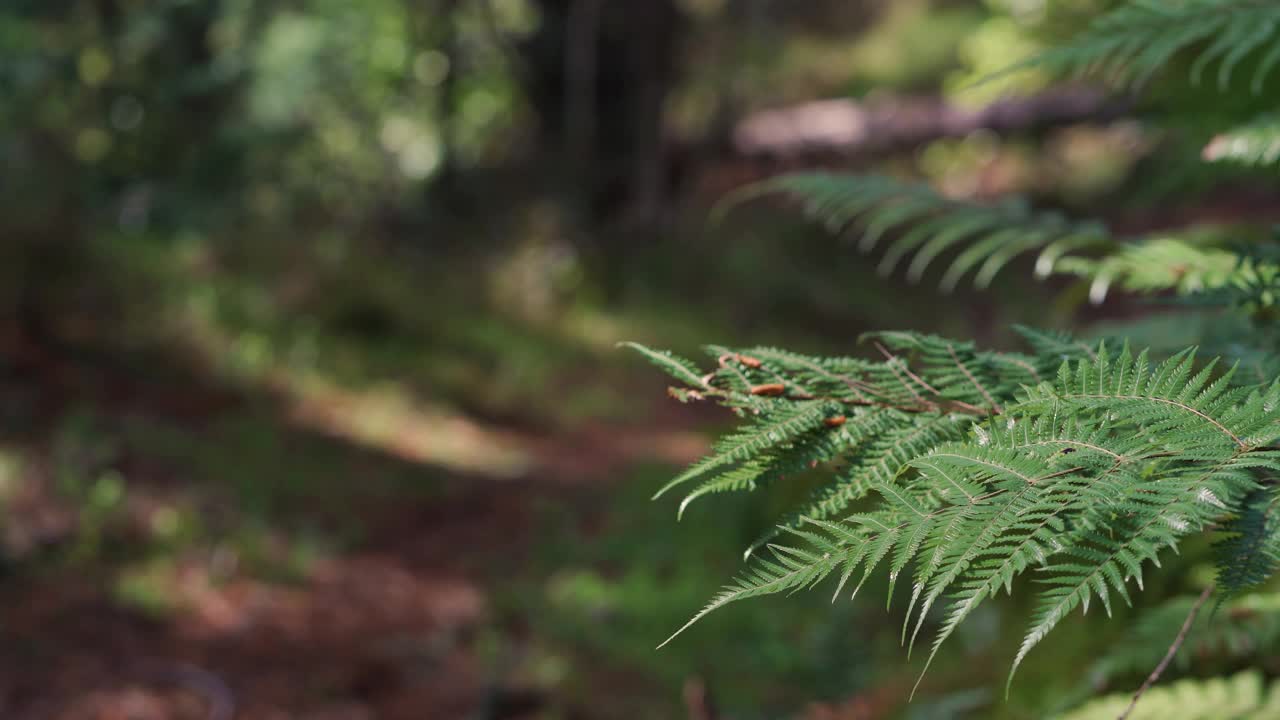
[626,330,1280,692]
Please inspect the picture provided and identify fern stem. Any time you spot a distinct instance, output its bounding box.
[1118,583,1215,720]
[948,342,1003,414]
[692,384,990,417]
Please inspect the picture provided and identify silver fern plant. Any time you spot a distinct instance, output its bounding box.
[628,334,1280,693]
[632,0,1280,713]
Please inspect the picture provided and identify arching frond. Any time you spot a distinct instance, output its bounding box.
[1003,0,1280,92]
[630,332,1280,693]
[1055,237,1241,304]
[736,173,1254,303]
[1215,488,1280,596]
[744,173,1112,292]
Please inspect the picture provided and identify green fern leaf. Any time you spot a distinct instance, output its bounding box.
[620,342,707,389]
[640,331,1280,696]
[1215,488,1280,596]
[1001,0,1280,92]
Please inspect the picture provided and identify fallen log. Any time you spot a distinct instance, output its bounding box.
[731,86,1129,160]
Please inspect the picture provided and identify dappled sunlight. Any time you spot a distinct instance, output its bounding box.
[283,374,533,479]
[8,0,1280,716]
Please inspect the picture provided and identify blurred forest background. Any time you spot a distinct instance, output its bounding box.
[2,1,1277,718]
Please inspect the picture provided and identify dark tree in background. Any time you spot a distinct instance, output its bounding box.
[521,0,685,225]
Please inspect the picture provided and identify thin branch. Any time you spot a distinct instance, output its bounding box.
[766,354,876,404]
[1118,583,1214,720]
[690,384,988,417]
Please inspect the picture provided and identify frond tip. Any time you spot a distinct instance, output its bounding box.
[619,342,708,389]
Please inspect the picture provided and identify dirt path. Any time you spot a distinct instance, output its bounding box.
[0,350,713,719]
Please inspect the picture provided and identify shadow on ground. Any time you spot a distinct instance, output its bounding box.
[0,331,713,720]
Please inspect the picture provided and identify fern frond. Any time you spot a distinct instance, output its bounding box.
[740,172,1255,304]
[749,173,1112,291]
[656,525,853,648]
[907,417,1135,679]
[638,0,1280,711]
[1014,325,1101,364]
[1204,114,1280,165]
[1215,487,1280,596]
[639,331,1280,692]
[1055,237,1242,304]
[676,408,867,519]
[1056,670,1280,720]
[691,332,1088,553]
[743,409,960,555]
[1181,251,1280,315]
[1008,450,1261,689]
[1004,0,1280,92]
[653,399,839,500]
[619,342,708,389]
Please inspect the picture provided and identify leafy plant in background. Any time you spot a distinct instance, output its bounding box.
[632,1,1280,715]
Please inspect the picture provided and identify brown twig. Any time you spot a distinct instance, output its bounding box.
[1117,583,1214,720]
[691,384,988,417]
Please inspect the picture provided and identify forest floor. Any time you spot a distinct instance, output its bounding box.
[0,333,734,720]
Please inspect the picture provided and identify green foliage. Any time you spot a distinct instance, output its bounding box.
[726,1,1280,309]
[628,334,1280,694]
[1215,489,1280,597]
[738,172,1271,303]
[641,3,1280,715]
[1056,670,1280,720]
[1005,0,1280,92]
[616,342,708,390]
[1204,115,1280,166]
[1093,592,1280,681]
[521,470,885,717]
[737,173,1111,292]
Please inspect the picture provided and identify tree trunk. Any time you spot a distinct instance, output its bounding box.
[521,0,684,225]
